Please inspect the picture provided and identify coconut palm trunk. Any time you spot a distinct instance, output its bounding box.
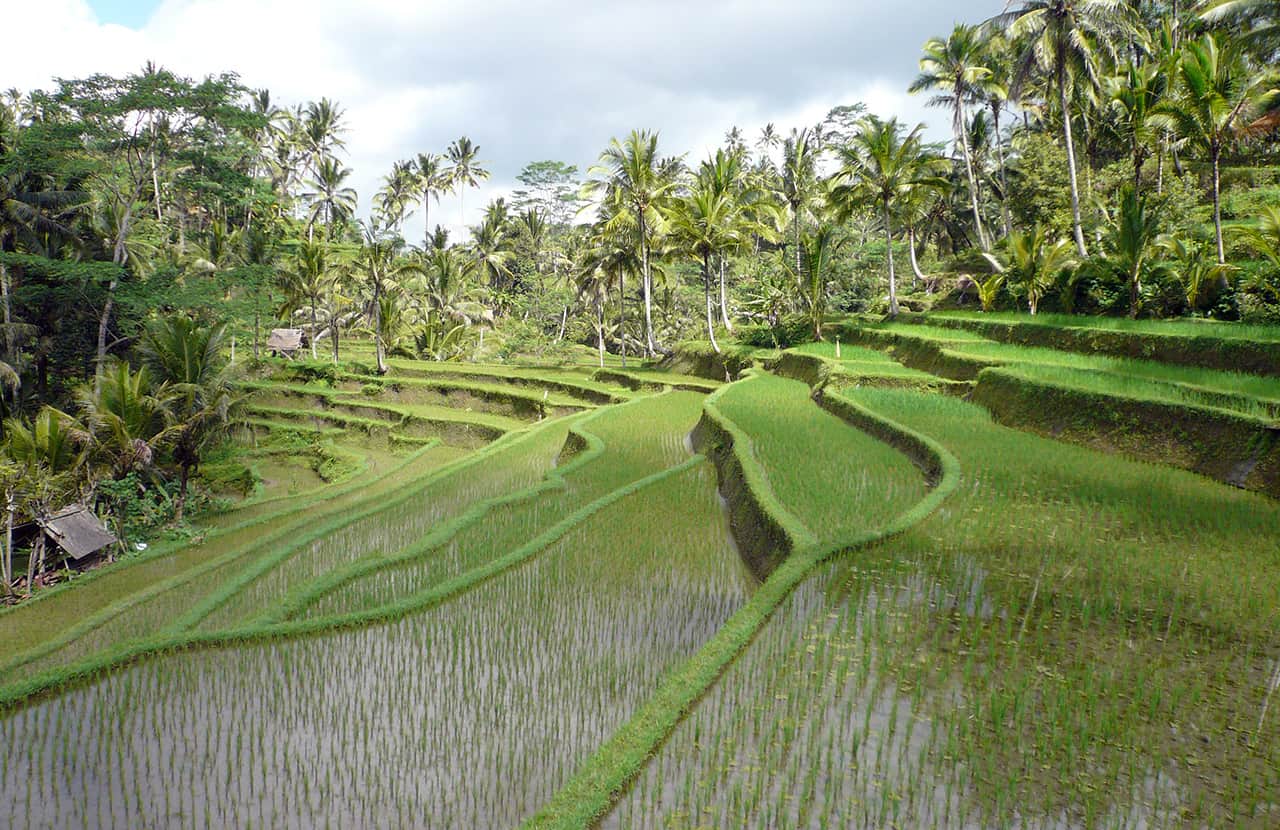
[884,200,899,316]
[992,103,1012,237]
[703,252,721,354]
[1058,60,1089,258]
[597,301,605,368]
[718,257,733,331]
[639,212,657,357]
[618,271,627,369]
[310,305,319,360]
[956,99,990,250]
[1211,141,1225,265]
[908,227,928,285]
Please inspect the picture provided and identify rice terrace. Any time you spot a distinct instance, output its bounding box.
[2,0,1280,827]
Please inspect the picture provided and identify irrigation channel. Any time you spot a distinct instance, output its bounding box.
[0,360,1277,828]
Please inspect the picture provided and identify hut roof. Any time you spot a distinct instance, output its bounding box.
[38,505,117,561]
[267,328,304,352]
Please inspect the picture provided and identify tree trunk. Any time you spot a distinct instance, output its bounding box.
[703,253,721,354]
[908,227,927,285]
[331,313,340,364]
[374,281,387,375]
[718,257,733,332]
[1156,137,1165,195]
[556,306,568,342]
[1212,144,1225,265]
[1,261,13,367]
[639,211,657,357]
[95,280,118,396]
[618,271,627,369]
[1059,61,1089,258]
[423,190,431,247]
[175,463,191,525]
[597,301,605,369]
[992,103,1012,238]
[884,200,899,317]
[957,98,990,251]
[3,490,13,597]
[310,305,319,360]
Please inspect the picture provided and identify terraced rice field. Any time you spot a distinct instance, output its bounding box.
[0,330,1277,828]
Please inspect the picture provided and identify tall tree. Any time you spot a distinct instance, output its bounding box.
[779,128,820,278]
[446,136,490,231]
[1156,33,1279,263]
[997,0,1133,257]
[281,240,334,359]
[830,116,948,317]
[910,24,994,250]
[586,130,680,356]
[302,156,358,241]
[413,152,448,246]
[138,316,238,523]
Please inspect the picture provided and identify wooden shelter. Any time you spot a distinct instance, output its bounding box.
[267,328,306,359]
[30,505,117,566]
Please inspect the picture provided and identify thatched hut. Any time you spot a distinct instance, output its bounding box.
[267,328,306,359]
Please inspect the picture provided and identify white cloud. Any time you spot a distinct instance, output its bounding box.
[2,0,994,241]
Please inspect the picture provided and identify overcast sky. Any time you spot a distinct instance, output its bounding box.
[5,0,996,240]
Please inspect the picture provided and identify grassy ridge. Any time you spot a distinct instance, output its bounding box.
[523,373,959,828]
[972,366,1280,498]
[834,387,1280,822]
[279,391,706,621]
[0,439,458,674]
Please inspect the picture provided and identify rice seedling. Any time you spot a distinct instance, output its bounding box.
[296,391,711,620]
[933,310,1280,343]
[711,372,927,541]
[0,440,464,680]
[0,458,749,828]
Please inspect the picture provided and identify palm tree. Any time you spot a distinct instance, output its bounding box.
[90,188,156,392]
[981,224,1078,314]
[1091,185,1165,316]
[281,241,333,359]
[1107,59,1166,191]
[779,128,820,277]
[585,130,680,356]
[1155,33,1279,263]
[375,160,417,232]
[1229,206,1280,301]
[1159,234,1236,310]
[73,360,173,482]
[413,152,449,247]
[696,148,780,331]
[470,208,514,293]
[977,32,1016,236]
[796,225,842,340]
[1198,0,1280,59]
[299,98,347,168]
[995,0,1134,257]
[355,227,423,374]
[139,316,238,523]
[830,116,949,317]
[581,213,641,367]
[446,136,490,231]
[910,24,994,250]
[303,156,358,241]
[665,176,748,351]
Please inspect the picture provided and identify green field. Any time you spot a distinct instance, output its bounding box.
[0,319,1277,829]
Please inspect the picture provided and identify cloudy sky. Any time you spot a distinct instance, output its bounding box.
[5,0,996,239]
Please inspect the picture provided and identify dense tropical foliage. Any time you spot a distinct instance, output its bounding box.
[0,0,1278,588]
